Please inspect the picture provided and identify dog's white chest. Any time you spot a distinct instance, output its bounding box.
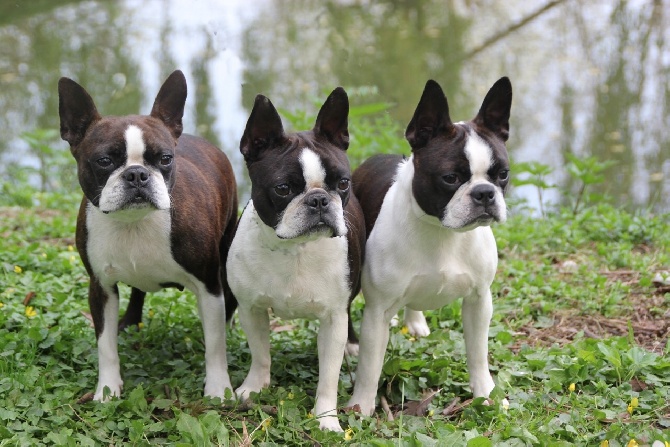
[227,202,350,319]
[364,163,499,311]
[86,203,188,292]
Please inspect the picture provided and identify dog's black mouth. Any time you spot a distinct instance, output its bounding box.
[101,193,160,214]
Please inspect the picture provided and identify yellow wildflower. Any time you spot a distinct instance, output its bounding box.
[400,326,409,335]
[344,428,353,441]
[137,322,144,330]
[14,265,22,274]
[600,441,609,447]
[307,412,313,419]
[568,383,576,393]
[68,245,74,252]
[630,397,639,408]
[148,309,155,318]
[287,392,294,399]
[69,255,76,263]
[261,417,271,431]
[627,440,638,447]
[0,302,4,308]
[41,253,47,258]
[25,306,37,318]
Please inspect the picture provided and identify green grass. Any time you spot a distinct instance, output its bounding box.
[1,114,669,445]
[1,191,668,446]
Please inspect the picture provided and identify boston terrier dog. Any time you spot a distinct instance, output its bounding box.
[227,88,365,431]
[58,70,238,401]
[347,78,512,416]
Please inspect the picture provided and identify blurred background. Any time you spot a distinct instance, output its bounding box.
[0,0,668,213]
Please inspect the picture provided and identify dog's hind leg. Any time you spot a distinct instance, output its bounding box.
[118,287,145,331]
[404,308,430,337]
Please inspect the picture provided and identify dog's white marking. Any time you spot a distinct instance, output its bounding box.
[124,125,145,165]
[98,125,170,213]
[87,202,233,400]
[464,130,493,180]
[228,200,350,431]
[442,128,507,229]
[300,148,326,188]
[347,155,499,415]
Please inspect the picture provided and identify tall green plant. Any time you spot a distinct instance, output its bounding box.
[512,161,555,218]
[565,153,617,215]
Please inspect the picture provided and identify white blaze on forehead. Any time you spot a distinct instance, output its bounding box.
[124,125,145,166]
[463,130,493,178]
[299,148,326,189]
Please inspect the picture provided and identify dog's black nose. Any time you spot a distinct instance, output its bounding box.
[123,166,150,188]
[470,184,496,206]
[304,191,330,210]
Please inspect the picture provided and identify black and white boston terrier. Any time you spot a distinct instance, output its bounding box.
[58,70,238,401]
[227,88,365,431]
[347,78,512,415]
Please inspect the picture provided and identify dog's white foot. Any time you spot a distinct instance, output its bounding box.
[235,371,269,402]
[204,376,234,400]
[94,379,123,402]
[471,374,496,400]
[404,309,430,337]
[390,313,400,327]
[316,413,343,432]
[345,341,359,356]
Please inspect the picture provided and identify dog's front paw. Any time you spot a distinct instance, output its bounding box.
[345,341,359,357]
[204,378,234,400]
[317,415,343,432]
[93,380,123,402]
[404,310,430,337]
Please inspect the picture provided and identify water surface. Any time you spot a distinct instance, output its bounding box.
[1,0,668,212]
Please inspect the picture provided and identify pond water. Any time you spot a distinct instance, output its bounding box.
[1,0,668,213]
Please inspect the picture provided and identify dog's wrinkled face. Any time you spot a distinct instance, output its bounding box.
[59,71,187,219]
[78,118,176,216]
[406,78,512,231]
[240,88,352,239]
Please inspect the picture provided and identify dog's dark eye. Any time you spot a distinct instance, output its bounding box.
[160,154,173,166]
[274,184,291,197]
[337,178,350,192]
[96,157,112,168]
[498,170,509,181]
[442,174,459,185]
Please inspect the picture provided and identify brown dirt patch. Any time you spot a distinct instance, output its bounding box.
[511,270,670,354]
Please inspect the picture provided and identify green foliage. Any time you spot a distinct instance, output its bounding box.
[1,198,668,445]
[565,153,618,215]
[512,161,555,218]
[1,120,668,445]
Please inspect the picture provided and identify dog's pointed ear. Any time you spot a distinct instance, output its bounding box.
[405,80,453,150]
[473,77,512,142]
[58,77,102,151]
[150,70,187,139]
[240,94,286,162]
[314,87,349,150]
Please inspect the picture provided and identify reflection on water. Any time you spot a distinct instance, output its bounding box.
[0,0,667,212]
